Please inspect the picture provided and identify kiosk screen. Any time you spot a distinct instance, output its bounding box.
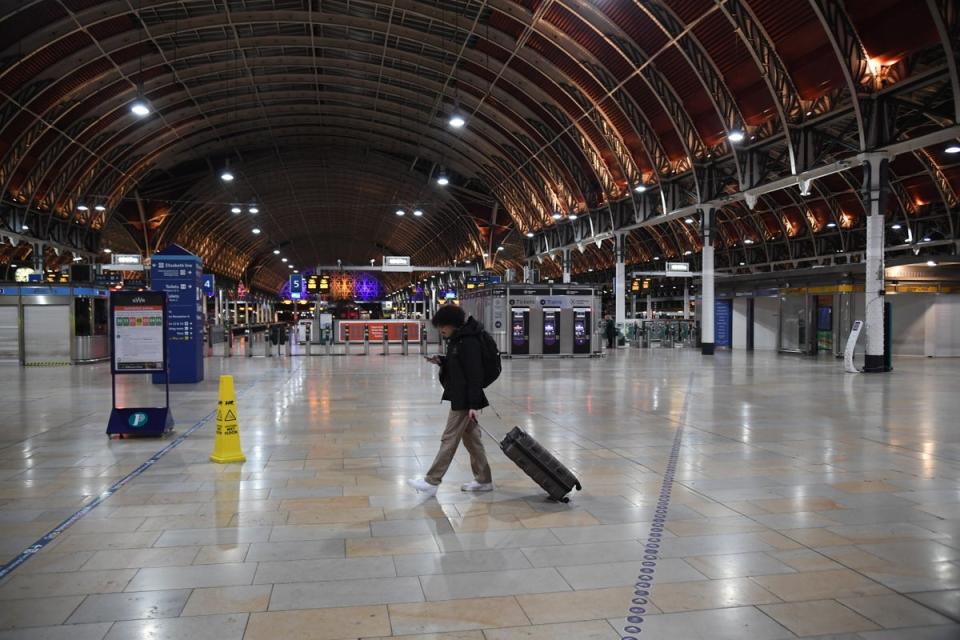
[542,308,560,355]
[573,308,591,354]
[511,307,530,355]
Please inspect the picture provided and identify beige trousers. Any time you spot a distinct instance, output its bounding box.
[425,410,493,486]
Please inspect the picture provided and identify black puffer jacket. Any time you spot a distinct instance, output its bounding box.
[439,317,489,411]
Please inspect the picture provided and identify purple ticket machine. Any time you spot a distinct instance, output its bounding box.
[573,307,591,355]
[542,308,560,355]
[511,307,530,355]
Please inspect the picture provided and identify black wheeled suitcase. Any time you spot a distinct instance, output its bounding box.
[481,424,582,502]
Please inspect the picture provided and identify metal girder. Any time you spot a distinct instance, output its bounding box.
[526,124,960,259]
[808,0,870,151]
[719,0,803,176]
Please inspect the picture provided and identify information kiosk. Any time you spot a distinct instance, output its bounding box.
[572,307,592,355]
[107,291,174,436]
[510,307,530,355]
[542,308,560,355]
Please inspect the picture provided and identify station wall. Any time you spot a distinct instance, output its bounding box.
[731,296,779,350]
[890,293,960,357]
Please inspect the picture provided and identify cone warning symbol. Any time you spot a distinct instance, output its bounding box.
[210,375,246,464]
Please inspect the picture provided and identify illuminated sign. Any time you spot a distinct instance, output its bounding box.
[112,254,142,266]
[666,261,690,272]
[289,274,304,300]
[383,256,412,272]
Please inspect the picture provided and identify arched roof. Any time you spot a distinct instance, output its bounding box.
[0,0,956,290]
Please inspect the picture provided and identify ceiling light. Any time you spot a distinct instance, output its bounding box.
[72,256,82,262]
[130,99,150,117]
[251,228,261,234]
[248,206,259,214]
[396,209,405,216]
[684,217,694,224]
[482,252,489,258]
[413,209,424,217]
[281,258,288,263]
[94,205,106,212]
[103,248,112,253]
[273,249,280,255]
[653,256,660,261]
[231,206,242,214]
[77,204,89,211]
[288,265,293,269]
[684,250,693,256]
[739,261,745,266]
[21,224,28,231]
[945,144,960,154]
[568,213,578,220]
[728,129,746,143]
[220,169,234,182]
[497,246,505,251]
[744,238,754,244]
[448,113,466,129]
[526,232,535,238]
[923,236,932,242]
[294,270,299,273]
[927,260,938,266]
[436,173,449,186]
[634,184,647,193]
[552,212,562,220]
[826,222,837,228]
[891,223,902,230]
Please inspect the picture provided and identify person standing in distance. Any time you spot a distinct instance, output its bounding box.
[604,314,617,349]
[407,305,493,496]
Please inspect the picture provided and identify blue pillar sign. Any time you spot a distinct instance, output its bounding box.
[151,245,204,383]
[289,273,304,300]
[715,299,733,348]
[202,273,216,298]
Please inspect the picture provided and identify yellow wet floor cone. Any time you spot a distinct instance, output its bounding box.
[210,375,246,463]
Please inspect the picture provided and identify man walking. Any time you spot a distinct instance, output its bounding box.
[407,305,493,496]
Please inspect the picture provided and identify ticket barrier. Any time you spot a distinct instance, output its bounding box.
[363,325,370,356]
[381,324,390,356]
[401,324,409,356]
[344,325,352,355]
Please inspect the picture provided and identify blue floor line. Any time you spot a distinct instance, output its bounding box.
[0,363,300,581]
[0,408,218,581]
[619,374,693,640]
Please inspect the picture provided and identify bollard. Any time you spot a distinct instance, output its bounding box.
[246,329,253,357]
[227,329,233,357]
[401,324,409,356]
[381,324,389,356]
[363,325,370,356]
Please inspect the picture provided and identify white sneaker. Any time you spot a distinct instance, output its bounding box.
[461,481,494,492]
[406,478,438,496]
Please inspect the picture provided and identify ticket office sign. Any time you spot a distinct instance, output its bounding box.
[111,291,167,373]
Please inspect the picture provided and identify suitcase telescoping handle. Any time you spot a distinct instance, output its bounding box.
[473,419,502,446]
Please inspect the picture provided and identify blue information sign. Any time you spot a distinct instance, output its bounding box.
[715,299,733,348]
[150,245,204,384]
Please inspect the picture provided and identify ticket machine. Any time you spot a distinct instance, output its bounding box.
[510,307,530,355]
[572,307,591,355]
[542,308,560,355]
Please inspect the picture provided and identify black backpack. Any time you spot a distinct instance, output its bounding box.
[477,329,502,388]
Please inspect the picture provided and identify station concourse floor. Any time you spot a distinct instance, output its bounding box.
[0,349,959,640]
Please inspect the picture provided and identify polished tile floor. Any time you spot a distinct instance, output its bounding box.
[0,348,958,639]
